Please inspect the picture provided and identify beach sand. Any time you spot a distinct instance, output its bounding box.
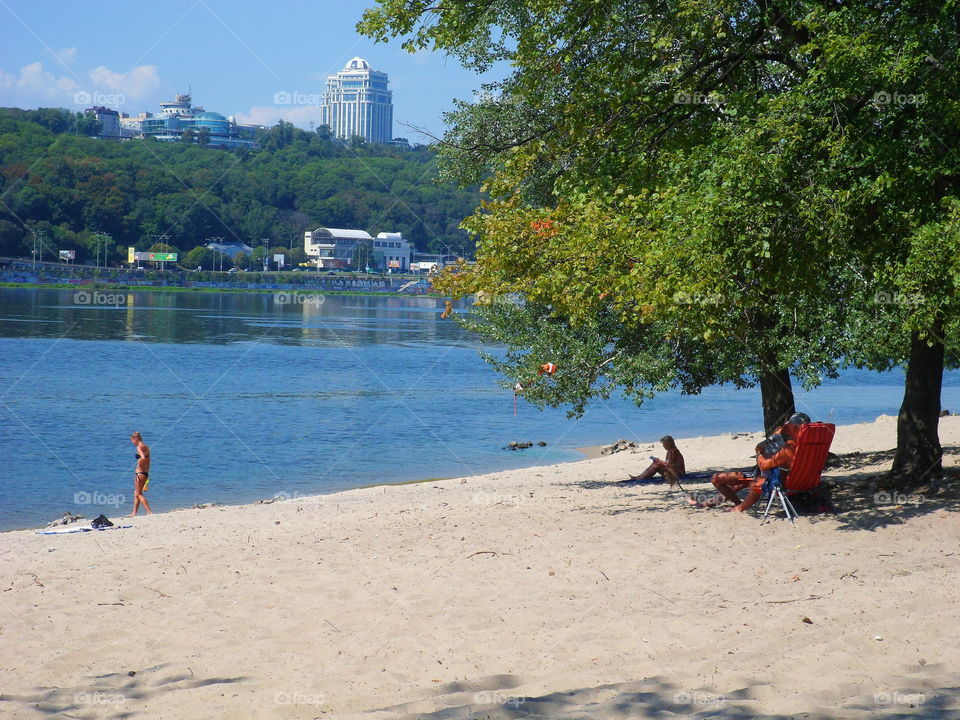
[2,417,958,719]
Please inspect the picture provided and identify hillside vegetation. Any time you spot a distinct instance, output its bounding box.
[0,108,480,264]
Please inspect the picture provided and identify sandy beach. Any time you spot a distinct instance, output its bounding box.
[2,416,959,719]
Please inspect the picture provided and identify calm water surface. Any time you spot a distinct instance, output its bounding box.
[1,288,957,530]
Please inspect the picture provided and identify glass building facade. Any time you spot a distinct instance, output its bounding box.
[321,58,393,144]
[139,93,257,149]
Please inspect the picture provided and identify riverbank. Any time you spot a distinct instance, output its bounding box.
[0,259,440,297]
[0,281,441,298]
[2,417,958,719]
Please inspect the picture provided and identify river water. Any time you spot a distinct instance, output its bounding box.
[1,288,955,530]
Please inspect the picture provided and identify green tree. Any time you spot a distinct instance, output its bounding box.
[249,245,267,270]
[361,0,960,485]
[268,245,290,270]
[351,239,373,270]
[184,245,224,270]
[74,111,101,137]
[287,246,306,266]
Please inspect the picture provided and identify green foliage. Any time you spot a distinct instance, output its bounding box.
[183,245,233,270]
[0,109,481,260]
[370,0,960,432]
[352,238,373,269]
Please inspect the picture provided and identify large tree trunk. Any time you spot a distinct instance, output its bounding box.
[891,328,944,488]
[759,367,795,434]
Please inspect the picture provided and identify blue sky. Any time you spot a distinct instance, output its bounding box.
[0,0,504,141]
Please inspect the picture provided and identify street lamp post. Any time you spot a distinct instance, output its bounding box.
[30,229,45,269]
[96,232,112,269]
[208,236,224,272]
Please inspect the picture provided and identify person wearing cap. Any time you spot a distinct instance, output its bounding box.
[690,412,810,512]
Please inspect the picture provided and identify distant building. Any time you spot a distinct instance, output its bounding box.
[119,111,152,137]
[320,57,393,144]
[305,228,373,268]
[305,228,411,270]
[137,93,258,149]
[373,232,411,271]
[86,106,121,139]
[206,240,254,259]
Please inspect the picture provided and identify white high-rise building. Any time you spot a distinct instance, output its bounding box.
[321,57,393,144]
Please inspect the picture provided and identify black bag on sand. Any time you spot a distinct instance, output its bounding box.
[789,488,837,515]
[91,514,114,529]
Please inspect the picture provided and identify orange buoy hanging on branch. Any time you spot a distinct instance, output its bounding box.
[513,363,558,416]
[538,362,557,376]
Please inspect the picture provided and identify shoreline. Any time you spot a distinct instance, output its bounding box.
[3,415,958,718]
[0,281,445,299]
[9,451,593,535]
[9,417,945,535]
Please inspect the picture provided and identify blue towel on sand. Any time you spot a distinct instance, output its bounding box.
[36,524,132,535]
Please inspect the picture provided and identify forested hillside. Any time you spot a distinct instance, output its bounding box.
[0,108,480,264]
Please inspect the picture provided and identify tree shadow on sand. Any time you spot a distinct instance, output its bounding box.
[0,663,246,718]
[364,674,960,719]
[564,446,960,529]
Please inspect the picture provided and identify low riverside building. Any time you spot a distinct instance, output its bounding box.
[304,228,372,269]
[304,228,412,271]
[373,232,411,271]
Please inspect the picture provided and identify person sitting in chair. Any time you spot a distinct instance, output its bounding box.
[632,435,685,487]
[691,412,810,512]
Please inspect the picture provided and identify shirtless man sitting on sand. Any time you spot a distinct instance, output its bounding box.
[690,412,810,512]
[130,431,153,516]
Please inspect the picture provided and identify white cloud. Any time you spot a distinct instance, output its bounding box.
[53,47,78,67]
[88,65,161,100]
[0,61,79,101]
[236,104,325,129]
[0,60,162,110]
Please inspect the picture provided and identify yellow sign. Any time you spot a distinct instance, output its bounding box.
[128,246,135,263]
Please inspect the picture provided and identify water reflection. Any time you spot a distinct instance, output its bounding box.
[0,289,467,347]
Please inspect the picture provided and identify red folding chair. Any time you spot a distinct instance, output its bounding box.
[761,422,836,523]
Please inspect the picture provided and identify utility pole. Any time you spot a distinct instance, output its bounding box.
[206,236,224,271]
[149,233,170,271]
[261,238,269,271]
[103,233,110,268]
[31,229,46,269]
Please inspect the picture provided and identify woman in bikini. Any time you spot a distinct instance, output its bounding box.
[130,431,153,516]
